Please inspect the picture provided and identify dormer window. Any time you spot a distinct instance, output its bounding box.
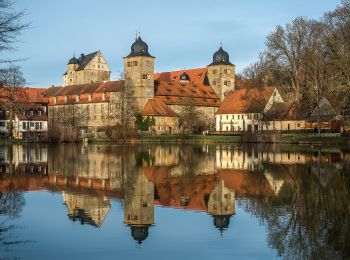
[76,95,80,102]
[53,97,57,104]
[38,110,42,116]
[88,94,92,102]
[101,93,106,101]
[22,110,26,116]
[64,96,68,103]
[29,110,33,116]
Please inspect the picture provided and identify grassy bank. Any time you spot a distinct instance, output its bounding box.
[139,135,241,143]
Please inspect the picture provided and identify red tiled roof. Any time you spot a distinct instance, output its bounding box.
[142,99,178,117]
[23,88,48,103]
[216,87,276,114]
[0,87,48,104]
[44,80,123,97]
[155,80,220,107]
[154,68,208,85]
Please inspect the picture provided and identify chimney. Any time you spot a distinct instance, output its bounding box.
[80,53,84,60]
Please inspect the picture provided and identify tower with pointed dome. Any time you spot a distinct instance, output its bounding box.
[124,36,155,111]
[207,46,235,101]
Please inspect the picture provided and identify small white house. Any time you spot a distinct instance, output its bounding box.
[215,87,284,132]
[0,107,48,140]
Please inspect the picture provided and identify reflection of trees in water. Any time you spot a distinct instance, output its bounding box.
[0,181,29,250]
[239,164,350,259]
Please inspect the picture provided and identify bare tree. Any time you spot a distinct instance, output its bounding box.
[266,17,312,105]
[0,65,26,137]
[0,0,29,63]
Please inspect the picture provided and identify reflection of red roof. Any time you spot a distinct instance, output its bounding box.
[142,99,178,117]
[216,87,276,114]
[154,68,208,85]
[155,81,220,107]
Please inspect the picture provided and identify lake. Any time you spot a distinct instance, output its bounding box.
[0,143,349,259]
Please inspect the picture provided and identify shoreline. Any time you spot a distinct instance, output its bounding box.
[1,134,349,147]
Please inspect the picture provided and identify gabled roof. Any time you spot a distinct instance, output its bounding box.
[154,68,208,85]
[266,101,296,120]
[142,99,178,117]
[44,80,123,97]
[78,51,99,69]
[216,87,276,114]
[155,80,220,107]
[309,97,336,122]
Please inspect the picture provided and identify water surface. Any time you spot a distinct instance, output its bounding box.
[0,144,349,259]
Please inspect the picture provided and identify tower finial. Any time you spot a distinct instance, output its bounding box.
[220,42,223,48]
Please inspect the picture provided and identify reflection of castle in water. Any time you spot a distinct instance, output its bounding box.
[63,192,110,227]
[0,143,347,241]
[124,170,154,244]
[206,180,235,233]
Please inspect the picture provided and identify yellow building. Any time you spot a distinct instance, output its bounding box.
[63,51,110,86]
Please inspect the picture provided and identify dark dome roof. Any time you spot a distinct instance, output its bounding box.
[130,225,149,244]
[208,47,233,66]
[180,72,190,81]
[127,36,153,58]
[213,215,232,232]
[68,56,79,65]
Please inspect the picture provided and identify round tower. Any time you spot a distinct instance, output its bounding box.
[207,46,235,100]
[123,36,155,111]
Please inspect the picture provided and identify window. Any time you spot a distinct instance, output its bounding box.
[39,122,42,129]
[38,110,42,116]
[127,61,131,67]
[226,115,228,120]
[133,61,138,66]
[22,111,26,116]
[54,97,57,104]
[142,74,148,79]
[0,122,5,127]
[30,111,34,116]
[238,115,240,119]
[64,96,67,103]
[213,69,217,74]
[22,122,26,129]
[88,94,92,102]
[35,122,39,129]
[76,95,80,102]
[30,122,34,127]
[102,93,105,101]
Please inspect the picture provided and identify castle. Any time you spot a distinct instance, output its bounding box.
[44,36,237,134]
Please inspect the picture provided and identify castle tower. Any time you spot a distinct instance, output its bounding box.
[207,46,235,101]
[124,36,155,111]
[64,56,80,86]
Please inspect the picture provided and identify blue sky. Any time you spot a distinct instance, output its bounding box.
[8,0,342,88]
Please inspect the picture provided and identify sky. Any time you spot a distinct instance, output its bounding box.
[7,0,342,88]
